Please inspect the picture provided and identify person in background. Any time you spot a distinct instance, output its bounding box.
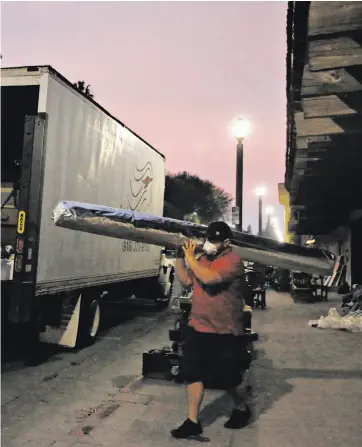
[171,221,251,439]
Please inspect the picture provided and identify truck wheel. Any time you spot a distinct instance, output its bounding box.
[76,295,101,348]
[170,365,180,377]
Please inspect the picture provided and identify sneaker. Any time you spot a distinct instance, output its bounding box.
[224,405,252,429]
[171,418,203,439]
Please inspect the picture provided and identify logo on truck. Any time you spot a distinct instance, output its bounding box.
[128,161,154,212]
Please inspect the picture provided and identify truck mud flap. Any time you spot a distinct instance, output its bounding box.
[40,295,81,348]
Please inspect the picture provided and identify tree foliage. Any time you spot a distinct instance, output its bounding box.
[73,80,94,99]
[164,171,232,224]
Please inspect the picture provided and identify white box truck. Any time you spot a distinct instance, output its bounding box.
[1,65,174,352]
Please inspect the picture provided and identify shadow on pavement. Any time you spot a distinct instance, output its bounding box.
[1,298,164,368]
[200,345,362,430]
[99,298,162,334]
[199,347,294,428]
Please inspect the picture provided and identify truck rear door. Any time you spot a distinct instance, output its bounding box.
[1,81,47,322]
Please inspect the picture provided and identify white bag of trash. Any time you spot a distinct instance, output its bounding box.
[343,311,362,333]
[308,308,362,332]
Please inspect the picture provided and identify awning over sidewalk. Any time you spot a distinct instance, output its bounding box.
[285,1,362,235]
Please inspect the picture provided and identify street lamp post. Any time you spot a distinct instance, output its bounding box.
[266,206,274,224]
[230,118,251,232]
[258,196,262,235]
[271,216,284,243]
[265,206,274,238]
[236,139,243,232]
[255,186,266,236]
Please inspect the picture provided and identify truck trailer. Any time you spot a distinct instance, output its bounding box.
[1,65,174,353]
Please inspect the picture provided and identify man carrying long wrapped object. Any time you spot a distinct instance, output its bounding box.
[53,201,335,276]
[52,201,335,437]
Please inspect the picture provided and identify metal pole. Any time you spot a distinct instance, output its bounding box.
[266,213,271,238]
[258,195,263,236]
[235,139,243,231]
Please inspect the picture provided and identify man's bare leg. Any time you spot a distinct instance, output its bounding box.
[171,382,204,438]
[187,382,204,422]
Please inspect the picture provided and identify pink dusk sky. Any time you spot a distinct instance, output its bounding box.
[2,1,287,232]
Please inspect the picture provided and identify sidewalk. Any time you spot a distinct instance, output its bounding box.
[32,291,362,447]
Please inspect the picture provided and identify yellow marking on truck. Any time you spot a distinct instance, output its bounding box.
[17,211,26,234]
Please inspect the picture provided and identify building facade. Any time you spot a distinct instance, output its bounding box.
[285,1,362,286]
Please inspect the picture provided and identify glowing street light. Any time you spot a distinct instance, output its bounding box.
[254,185,267,198]
[230,117,251,142]
[228,117,252,231]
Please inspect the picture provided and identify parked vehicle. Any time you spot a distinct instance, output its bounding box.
[1,65,174,353]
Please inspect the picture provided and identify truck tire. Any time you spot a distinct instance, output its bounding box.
[22,316,43,366]
[76,294,101,348]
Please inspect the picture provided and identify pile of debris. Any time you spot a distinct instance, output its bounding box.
[308,285,362,333]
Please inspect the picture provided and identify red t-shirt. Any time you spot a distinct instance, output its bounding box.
[188,249,244,335]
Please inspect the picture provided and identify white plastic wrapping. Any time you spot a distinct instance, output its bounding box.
[308,308,362,333]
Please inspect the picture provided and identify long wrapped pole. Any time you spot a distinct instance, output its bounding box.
[52,201,335,275]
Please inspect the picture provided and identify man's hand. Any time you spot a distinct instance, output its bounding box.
[182,240,197,261]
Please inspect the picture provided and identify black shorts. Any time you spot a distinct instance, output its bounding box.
[182,326,242,389]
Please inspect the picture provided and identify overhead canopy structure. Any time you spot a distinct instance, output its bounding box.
[286,1,362,235]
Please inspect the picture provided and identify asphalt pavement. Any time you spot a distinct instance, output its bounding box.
[1,286,362,447]
[1,294,172,446]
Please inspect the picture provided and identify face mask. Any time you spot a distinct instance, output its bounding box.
[203,240,218,256]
